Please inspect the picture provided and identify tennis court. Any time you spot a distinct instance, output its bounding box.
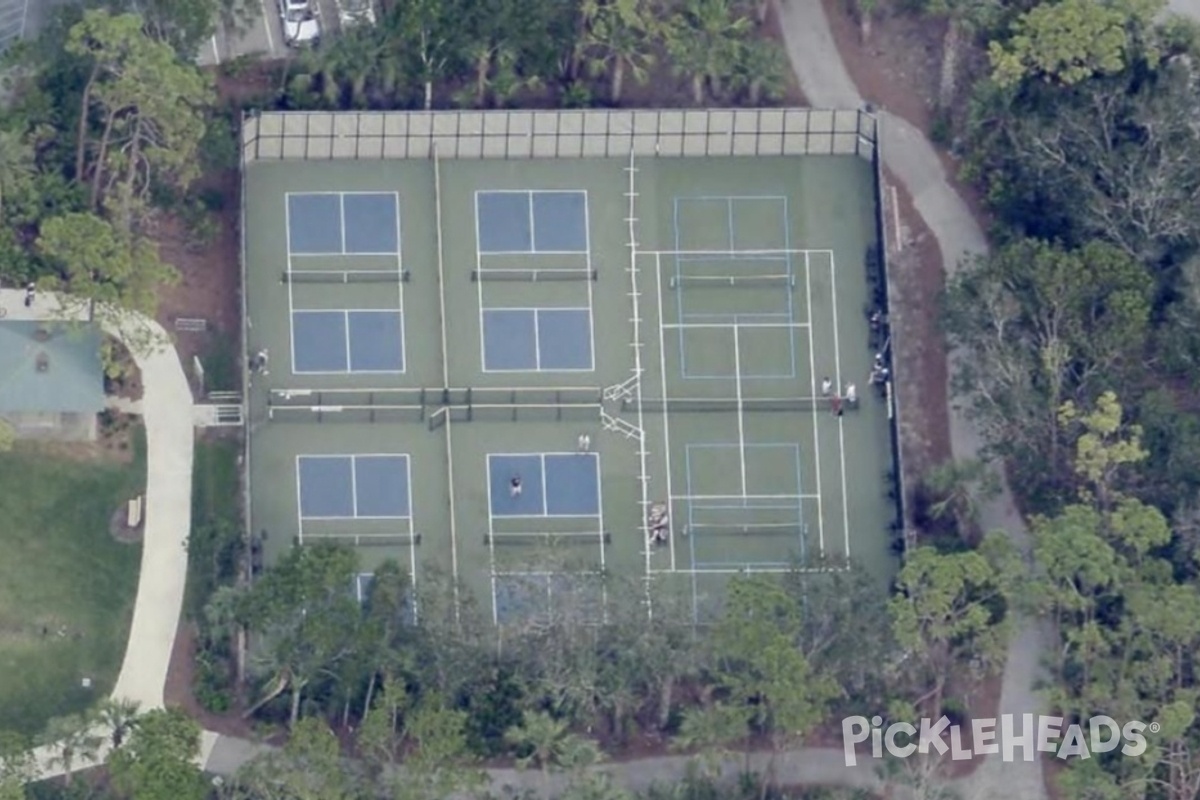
[242,110,898,625]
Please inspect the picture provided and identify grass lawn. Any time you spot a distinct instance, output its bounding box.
[185,436,241,620]
[0,429,145,736]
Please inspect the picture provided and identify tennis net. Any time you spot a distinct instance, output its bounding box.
[472,268,597,282]
[283,269,410,284]
[669,274,794,289]
[629,397,854,412]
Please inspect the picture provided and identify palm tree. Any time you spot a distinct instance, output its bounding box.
[666,0,752,104]
[732,40,788,105]
[0,129,34,222]
[94,697,141,749]
[672,703,746,780]
[924,458,1001,538]
[580,0,659,104]
[42,713,103,786]
[504,711,601,791]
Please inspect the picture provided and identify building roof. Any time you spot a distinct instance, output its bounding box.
[0,321,106,413]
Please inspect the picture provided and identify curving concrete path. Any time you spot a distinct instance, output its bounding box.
[0,289,194,779]
[774,1,1051,798]
[11,2,1050,790]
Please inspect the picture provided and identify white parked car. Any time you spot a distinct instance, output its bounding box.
[279,0,321,46]
[337,0,376,27]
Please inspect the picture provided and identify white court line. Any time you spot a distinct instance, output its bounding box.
[661,322,810,330]
[488,513,606,519]
[726,198,736,251]
[648,565,848,576]
[302,515,412,522]
[733,326,747,494]
[672,493,820,501]
[284,198,298,376]
[645,248,834,257]
[653,253,678,572]
[404,454,418,604]
[444,416,460,621]
[477,250,591,256]
[432,147,457,621]
[539,453,549,516]
[624,154,653,607]
[593,450,608,621]
[484,453,500,626]
[289,252,403,259]
[393,192,407,374]
[681,195,791,202]
[339,193,347,254]
[526,191,536,251]
[491,450,604,458]
[294,455,304,545]
[533,309,543,370]
[478,305,592,312]
[804,251,826,557]
[473,191,488,371]
[828,252,852,560]
[484,366,596,375]
[582,190,598,371]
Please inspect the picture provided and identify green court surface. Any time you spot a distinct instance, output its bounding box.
[243,151,898,624]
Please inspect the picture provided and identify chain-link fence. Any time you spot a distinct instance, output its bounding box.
[241,108,878,162]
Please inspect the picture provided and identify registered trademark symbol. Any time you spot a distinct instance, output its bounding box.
[1149,722,1161,734]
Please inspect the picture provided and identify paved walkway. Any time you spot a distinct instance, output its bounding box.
[15,0,1052,791]
[0,290,195,779]
[774,2,1049,798]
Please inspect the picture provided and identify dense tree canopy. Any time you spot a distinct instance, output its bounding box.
[284,0,788,110]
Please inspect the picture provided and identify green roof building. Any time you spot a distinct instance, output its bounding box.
[0,322,106,440]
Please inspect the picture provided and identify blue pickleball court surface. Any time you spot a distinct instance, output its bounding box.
[292,310,405,373]
[288,193,342,255]
[482,308,592,371]
[476,190,588,253]
[488,453,600,517]
[287,192,400,255]
[343,192,400,254]
[297,454,411,519]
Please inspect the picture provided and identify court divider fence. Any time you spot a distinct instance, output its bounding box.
[240,108,878,161]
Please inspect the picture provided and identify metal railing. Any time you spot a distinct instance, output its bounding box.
[241,108,878,162]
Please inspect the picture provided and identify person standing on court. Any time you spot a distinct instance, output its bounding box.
[577,433,591,452]
[23,282,35,308]
[846,383,858,404]
[821,376,832,396]
[510,475,523,498]
[831,394,843,417]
